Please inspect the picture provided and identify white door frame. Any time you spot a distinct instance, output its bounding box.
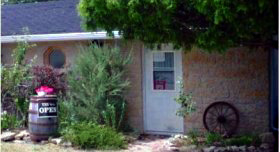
[142,45,184,135]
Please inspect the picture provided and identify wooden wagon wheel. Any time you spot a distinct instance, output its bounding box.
[203,101,239,136]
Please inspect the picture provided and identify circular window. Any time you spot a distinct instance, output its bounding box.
[49,50,65,68]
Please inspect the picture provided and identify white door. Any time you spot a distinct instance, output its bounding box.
[144,46,184,134]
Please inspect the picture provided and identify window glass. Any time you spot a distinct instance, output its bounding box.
[49,50,65,68]
[153,52,174,90]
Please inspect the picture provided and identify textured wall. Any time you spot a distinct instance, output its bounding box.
[120,40,144,132]
[183,47,270,134]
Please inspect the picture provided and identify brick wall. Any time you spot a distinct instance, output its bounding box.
[183,47,270,134]
[120,40,144,132]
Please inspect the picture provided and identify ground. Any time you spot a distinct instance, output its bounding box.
[1,135,176,152]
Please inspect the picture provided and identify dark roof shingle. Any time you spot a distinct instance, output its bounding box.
[1,0,84,36]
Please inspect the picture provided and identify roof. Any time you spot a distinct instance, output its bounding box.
[1,0,85,36]
[1,31,121,43]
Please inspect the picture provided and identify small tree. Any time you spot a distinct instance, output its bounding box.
[61,45,131,131]
[1,41,35,126]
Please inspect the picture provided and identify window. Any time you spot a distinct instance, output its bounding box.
[44,47,65,68]
[153,52,175,90]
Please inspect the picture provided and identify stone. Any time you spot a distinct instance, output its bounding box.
[213,147,226,152]
[50,138,62,145]
[62,141,72,147]
[231,146,239,152]
[248,146,256,152]
[260,143,270,149]
[203,146,216,152]
[13,140,25,144]
[40,140,48,144]
[178,145,197,152]
[260,132,275,144]
[239,145,246,151]
[1,131,16,141]
[15,130,29,140]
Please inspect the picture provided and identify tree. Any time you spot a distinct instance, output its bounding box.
[78,0,277,52]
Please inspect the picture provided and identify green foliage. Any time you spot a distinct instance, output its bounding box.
[1,112,21,131]
[223,135,261,146]
[78,0,277,52]
[187,129,200,145]
[1,40,35,127]
[63,45,131,130]
[205,132,223,145]
[175,80,196,117]
[62,122,127,149]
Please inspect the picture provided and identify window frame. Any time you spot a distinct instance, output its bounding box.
[43,46,66,68]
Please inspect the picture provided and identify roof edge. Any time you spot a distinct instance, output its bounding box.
[1,31,121,43]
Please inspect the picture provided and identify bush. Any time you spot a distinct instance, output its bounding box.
[63,45,131,130]
[31,65,67,95]
[62,122,127,149]
[187,129,200,145]
[205,132,223,145]
[224,135,261,146]
[1,111,21,131]
[1,41,35,127]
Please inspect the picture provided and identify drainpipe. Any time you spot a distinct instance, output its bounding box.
[270,36,278,132]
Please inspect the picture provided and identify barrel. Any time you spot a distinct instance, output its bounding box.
[28,95,58,142]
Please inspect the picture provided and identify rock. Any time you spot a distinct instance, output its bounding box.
[239,145,246,151]
[203,146,216,152]
[50,138,62,145]
[13,140,25,144]
[15,130,29,140]
[178,145,197,152]
[248,146,255,152]
[40,140,48,144]
[260,132,275,144]
[260,143,270,149]
[214,147,226,152]
[1,131,16,141]
[62,141,72,147]
[231,146,239,152]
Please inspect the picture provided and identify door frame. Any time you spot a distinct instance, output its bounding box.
[142,45,184,135]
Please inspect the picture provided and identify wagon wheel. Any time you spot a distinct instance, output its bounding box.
[203,101,239,136]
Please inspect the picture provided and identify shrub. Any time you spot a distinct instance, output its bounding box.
[224,135,261,146]
[1,111,21,131]
[62,122,127,149]
[205,132,223,145]
[31,65,67,95]
[187,129,200,145]
[175,80,196,117]
[63,45,131,130]
[1,41,35,127]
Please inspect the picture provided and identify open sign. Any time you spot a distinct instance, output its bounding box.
[38,101,57,117]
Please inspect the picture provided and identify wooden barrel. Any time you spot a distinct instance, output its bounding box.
[28,95,58,142]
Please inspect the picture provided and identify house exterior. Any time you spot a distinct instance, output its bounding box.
[1,0,276,135]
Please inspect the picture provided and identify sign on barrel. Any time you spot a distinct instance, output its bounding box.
[38,101,57,117]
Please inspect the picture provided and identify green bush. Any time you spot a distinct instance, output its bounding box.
[1,112,21,131]
[205,132,223,145]
[62,122,127,149]
[224,135,261,146]
[62,45,131,131]
[187,129,200,145]
[1,41,35,127]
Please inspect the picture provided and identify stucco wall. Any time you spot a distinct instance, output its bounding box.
[183,47,270,134]
[1,40,145,132]
[1,41,88,66]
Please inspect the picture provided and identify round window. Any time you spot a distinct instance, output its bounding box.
[49,50,65,68]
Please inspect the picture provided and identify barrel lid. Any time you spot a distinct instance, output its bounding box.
[31,95,57,98]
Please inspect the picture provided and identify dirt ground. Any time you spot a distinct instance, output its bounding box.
[1,135,176,152]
